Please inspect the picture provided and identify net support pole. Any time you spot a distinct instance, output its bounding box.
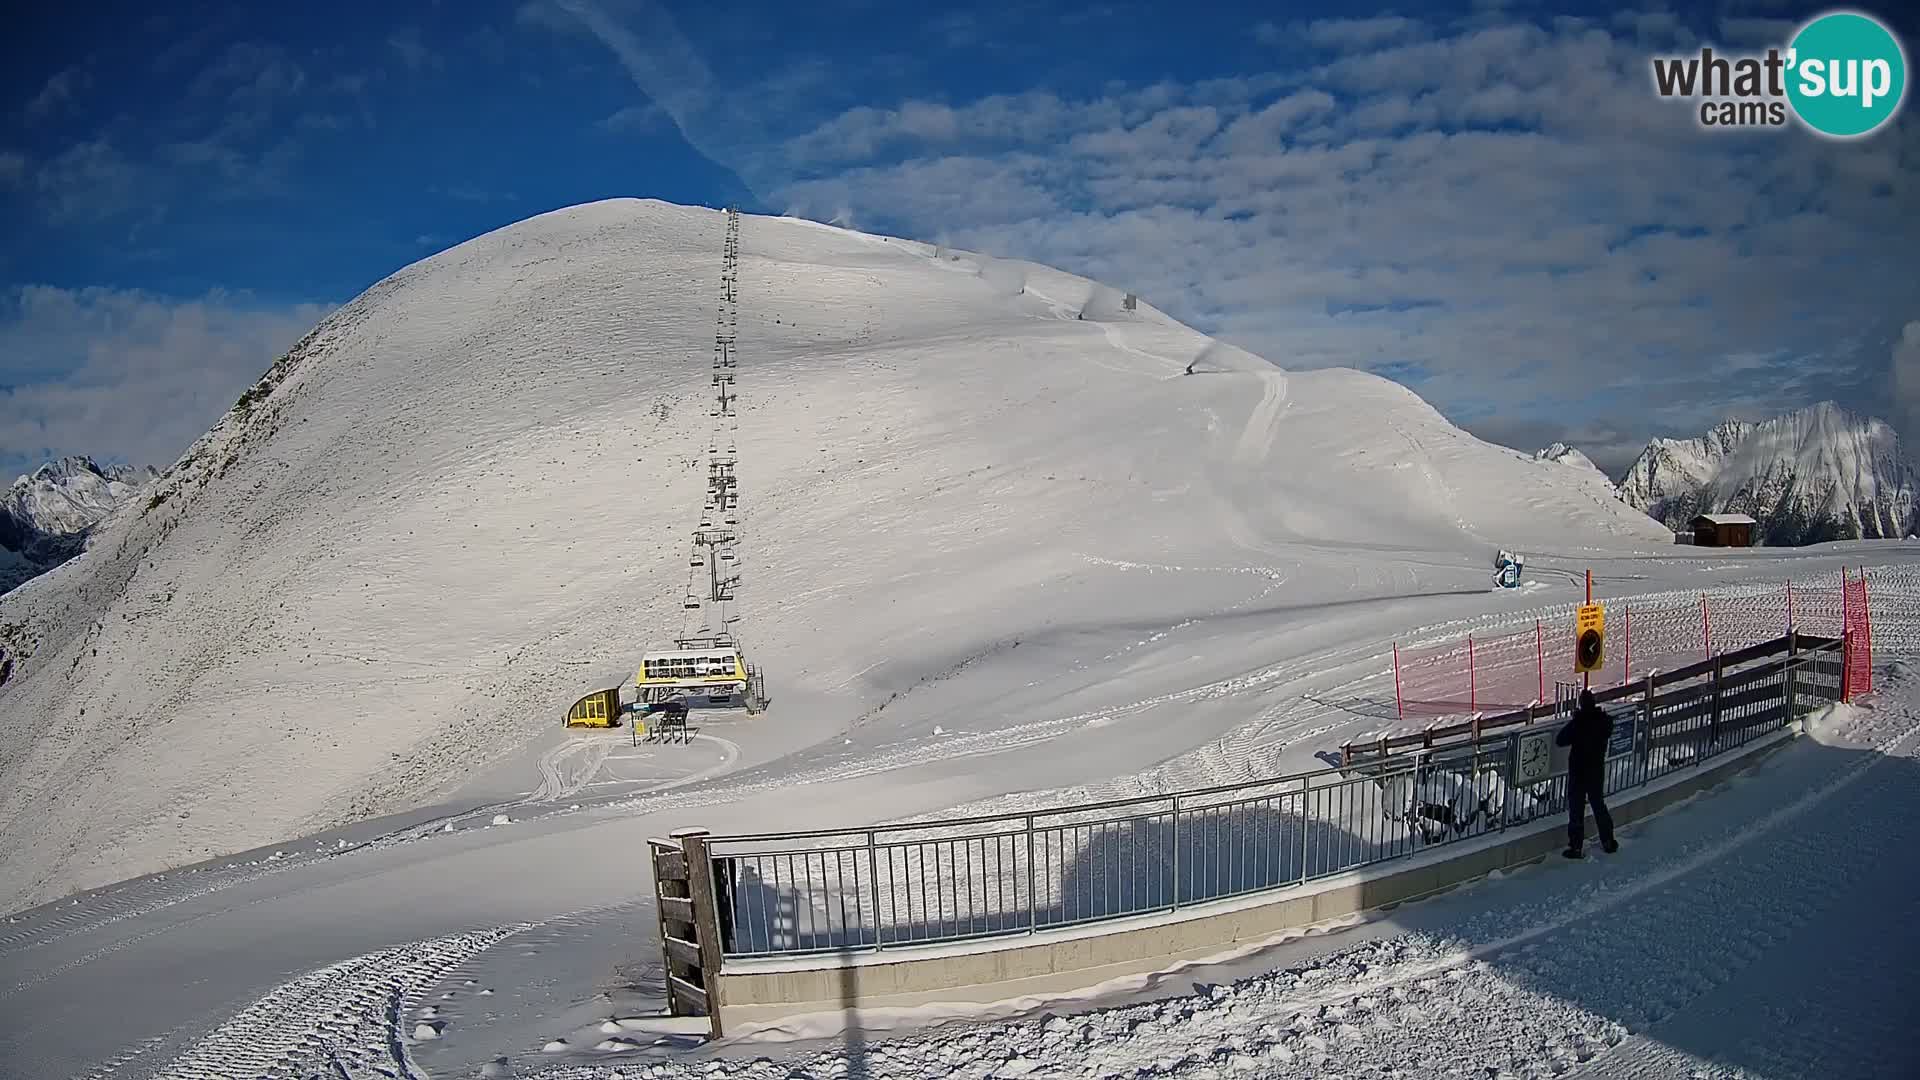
[1392,643,1404,721]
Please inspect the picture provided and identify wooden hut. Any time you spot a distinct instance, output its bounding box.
[1690,513,1756,547]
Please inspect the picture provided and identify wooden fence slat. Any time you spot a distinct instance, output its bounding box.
[664,935,703,970]
[668,975,709,1012]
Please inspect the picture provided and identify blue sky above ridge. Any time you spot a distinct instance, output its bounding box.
[2,0,1917,478]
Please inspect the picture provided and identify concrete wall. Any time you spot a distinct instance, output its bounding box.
[713,729,1794,1032]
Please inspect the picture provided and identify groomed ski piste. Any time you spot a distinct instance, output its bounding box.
[0,200,1915,1080]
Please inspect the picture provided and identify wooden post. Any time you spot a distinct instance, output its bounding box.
[651,837,707,1024]
[671,827,727,1040]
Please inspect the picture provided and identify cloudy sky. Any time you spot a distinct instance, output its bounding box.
[2,0,1917,479]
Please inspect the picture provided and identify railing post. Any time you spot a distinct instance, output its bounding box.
[1708,653,1724,754]
[1297,776,1311,884]
[865,830,881,950]
[1168,798,1182,909]
[1024,816,1038,929]
[1785,630,1799,728]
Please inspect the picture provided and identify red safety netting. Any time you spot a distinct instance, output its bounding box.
[1390,572,1876,722]
[1845,569,1873,699]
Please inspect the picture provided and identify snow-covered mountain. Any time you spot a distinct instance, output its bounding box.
[1618,403,1919,544]
[0,198,1671,908]
[1,457,159,594]
[1534,442,1619,490]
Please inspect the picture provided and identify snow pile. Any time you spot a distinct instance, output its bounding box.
[0,198,1671,911]
[1618,402,1919,544]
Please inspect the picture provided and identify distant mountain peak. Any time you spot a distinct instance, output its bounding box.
[1533,442,1624,499]
[1618,402,1917,545]
[2,456,160,594]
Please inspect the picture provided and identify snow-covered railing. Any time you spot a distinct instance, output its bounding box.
[692,635,1845,959]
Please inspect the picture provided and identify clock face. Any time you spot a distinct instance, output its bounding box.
[1517,731,1553,784]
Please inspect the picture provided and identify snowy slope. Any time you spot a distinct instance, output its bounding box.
[0,198,1672,910]
[0,457,158,594]
[1618,403,1919,544]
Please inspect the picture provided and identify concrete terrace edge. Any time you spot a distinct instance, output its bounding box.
[713,726,1798,1030]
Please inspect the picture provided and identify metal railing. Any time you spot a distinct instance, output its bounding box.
[704,634,1844,958]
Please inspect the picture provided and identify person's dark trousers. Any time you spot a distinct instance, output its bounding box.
[1566,770,1616,851]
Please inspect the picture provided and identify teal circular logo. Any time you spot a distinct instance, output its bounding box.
[1787,11,1907,138]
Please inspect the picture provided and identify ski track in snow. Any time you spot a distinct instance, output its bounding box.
[151,924,530,1080]
[1230,371,1290,466]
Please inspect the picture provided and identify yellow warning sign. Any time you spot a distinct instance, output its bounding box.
[1575,603,1606,673]
[1576,603,1605,634]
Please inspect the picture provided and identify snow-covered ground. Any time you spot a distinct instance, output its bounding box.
[535,666,1920,1080]
[1,200,1915,1080]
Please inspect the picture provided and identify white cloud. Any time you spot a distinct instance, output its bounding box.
[526,0,718,153]
[599,101,669,135]
[0,288,332,475]
[1300,16,1426,51]
[1715,17,1798,48]
[24,66,89,120]
[33,140,137,222]
[388,27,442,72]
[720,14,1920,452]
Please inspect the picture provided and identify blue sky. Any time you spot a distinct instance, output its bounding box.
[2,0,1917,478]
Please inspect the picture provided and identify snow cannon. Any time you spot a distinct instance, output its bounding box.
[1492,550,1525,589]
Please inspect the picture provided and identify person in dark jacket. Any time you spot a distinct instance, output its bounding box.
[1557,689,1619,858]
